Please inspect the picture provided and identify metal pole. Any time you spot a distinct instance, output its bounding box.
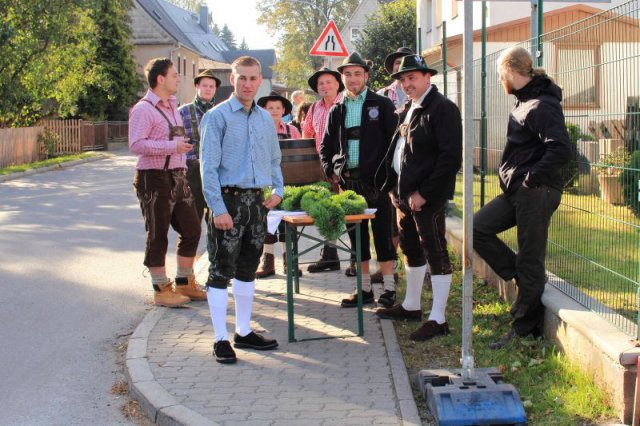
[537,0,544,67]
[442,21,447,98]
[461,0,475,381]
[530,0,539,58]
[480,0,487,206]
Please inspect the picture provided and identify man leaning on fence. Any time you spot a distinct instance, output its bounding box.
[128,57,208,308]
[178,68,221,223]
[473,46,571,349]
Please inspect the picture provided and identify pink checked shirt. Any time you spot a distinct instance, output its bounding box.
[128,90,186,170]
[301,92,343,152]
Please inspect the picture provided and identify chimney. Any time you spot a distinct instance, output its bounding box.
[199,4,208,32]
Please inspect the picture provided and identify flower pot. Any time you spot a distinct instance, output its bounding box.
[598,174,624,205]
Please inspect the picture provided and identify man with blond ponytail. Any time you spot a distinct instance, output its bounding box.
[473,46,570,349]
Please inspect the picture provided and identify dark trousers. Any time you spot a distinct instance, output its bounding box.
[206,189,267,288]
[264,222,286,244]
[341,177,396,263]
[397,198,452,275]
[186,159,207,223]
[473,185,562,336]
[133,169,201,267]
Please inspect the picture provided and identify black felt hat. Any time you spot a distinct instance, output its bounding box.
[337,52,370,73]
[383,47,415,74]
[257,91,293,116]
[194,69,221,87]
[307,67,345,93]
[391,54,439,79]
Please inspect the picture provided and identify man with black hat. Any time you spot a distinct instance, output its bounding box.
[301,67,345,273]
[377,47,414,111]
[320,52,398,308]
[255,91,302,278]
[178,69,221,223]
[375,54,462,341]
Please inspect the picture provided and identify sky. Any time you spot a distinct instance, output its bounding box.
[206,0,278,50]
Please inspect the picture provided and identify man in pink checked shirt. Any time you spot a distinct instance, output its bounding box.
[301,67,345,273]
[129,57,207,308]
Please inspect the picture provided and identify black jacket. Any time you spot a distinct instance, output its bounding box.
[320,89,397,184]
[499,75,571,193]
[376,85,462,201]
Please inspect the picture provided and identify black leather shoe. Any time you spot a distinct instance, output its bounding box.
[409,320,450,341]
[344,260,357,277]
[376,303,422,321]
[377,290,396,308]
[340,290,374,308]
[489,329,519,350]
[213,340,237,364]
[233,331,278,350]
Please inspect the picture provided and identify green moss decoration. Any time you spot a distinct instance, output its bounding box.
[277,182,367,239]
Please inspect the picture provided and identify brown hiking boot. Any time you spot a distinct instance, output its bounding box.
[283,254,302,276]
[154,282,190,307]
[176,274,207,301]
[256,253,275,278]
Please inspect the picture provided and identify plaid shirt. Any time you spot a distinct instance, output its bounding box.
[178,102,205,160]
[301,92,343,152]
[344,88,367,169]
[377,80,406,111]
[128,90,186,170]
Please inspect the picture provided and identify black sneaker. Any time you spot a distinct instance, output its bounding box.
[340,290,375,308]
[233,331,279,350]
[489,329,519,350]
[213,340,237,364]
[377,290,396,308]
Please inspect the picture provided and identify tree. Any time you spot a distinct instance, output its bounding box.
[0,0,99,127]
[257,0,359,90]
[239,37,249,50]
[77,0,143,120]
[219,24,237,50]
[355,0,416,90]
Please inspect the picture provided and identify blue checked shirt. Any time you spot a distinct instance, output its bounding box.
[344,88,367,169]
[200,95,284,216]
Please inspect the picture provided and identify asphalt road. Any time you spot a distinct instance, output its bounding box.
[0,151,192,425]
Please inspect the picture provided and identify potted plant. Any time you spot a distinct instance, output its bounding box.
[597,147,630,205]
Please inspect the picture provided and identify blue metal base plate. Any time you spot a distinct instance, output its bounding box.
[415,368,527,426]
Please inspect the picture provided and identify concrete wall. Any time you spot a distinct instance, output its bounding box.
[445,216,640,424]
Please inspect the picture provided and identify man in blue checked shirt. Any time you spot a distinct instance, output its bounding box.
[319,52,398,309]
[200,56,284,365]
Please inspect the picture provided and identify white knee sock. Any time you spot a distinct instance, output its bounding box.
[361,273,372,292]
[383,275,395,292]
[428,274,452,324]
[263,244,274,255]
[402,264,427,311]
[207,287,229,342]
[232,278,255,337]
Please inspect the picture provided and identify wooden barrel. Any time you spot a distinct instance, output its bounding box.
[280,138,326,186]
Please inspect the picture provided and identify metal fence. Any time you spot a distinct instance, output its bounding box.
[431,0,640,337]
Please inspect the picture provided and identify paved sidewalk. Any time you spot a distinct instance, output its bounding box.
[126,229,421,426]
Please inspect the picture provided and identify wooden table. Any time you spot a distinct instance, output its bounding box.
[282,212,376,342]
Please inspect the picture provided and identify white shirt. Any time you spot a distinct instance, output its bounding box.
[392,85,432,174]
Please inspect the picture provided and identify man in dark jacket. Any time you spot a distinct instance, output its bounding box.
[473,46,571,349]
[374,55,462,341]
[320,52,398,308]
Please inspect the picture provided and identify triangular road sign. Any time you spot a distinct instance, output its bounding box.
[309,20,348,57]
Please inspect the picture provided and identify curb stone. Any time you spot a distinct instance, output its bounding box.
[0,153,110,183]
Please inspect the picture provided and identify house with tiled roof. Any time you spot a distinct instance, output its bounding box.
[129,0,277,104]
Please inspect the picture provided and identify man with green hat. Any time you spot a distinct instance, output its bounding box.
[320,52,398,308]
[179,69,221,223]
[374,54,462,342]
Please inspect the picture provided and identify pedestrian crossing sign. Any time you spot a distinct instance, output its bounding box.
[309,20,348,57]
